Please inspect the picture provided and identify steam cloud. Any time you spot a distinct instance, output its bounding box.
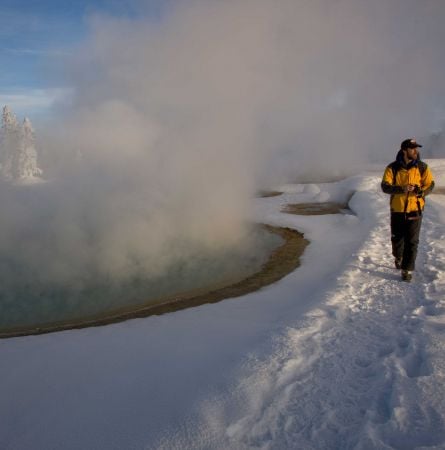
[2,0,445,293]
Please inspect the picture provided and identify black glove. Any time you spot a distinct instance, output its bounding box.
[414,185,424,197]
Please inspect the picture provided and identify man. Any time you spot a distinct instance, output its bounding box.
[381,138,434,281]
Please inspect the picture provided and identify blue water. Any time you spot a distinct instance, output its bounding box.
[0,226,282,333]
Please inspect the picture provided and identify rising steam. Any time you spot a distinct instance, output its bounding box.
[2,0,445,293]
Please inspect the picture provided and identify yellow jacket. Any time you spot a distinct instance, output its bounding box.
[381,153,434,214]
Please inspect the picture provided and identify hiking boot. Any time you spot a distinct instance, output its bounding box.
[401,270,412,282]
[395,257,402,269]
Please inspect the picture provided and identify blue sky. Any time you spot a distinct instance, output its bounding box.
[0,0,167,120]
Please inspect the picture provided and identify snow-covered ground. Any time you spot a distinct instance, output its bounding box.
[1,160,444,450]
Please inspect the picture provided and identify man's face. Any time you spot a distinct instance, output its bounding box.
[404,147,418,161]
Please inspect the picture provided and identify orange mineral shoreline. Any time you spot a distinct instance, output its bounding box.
[0,225,308,339]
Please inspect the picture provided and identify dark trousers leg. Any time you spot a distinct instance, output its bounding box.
[390,214,422,271]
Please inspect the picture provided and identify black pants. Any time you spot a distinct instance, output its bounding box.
[390,213,422,271]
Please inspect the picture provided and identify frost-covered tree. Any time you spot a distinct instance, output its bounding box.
[14,117,43,179]
[0,105,20,180]
[0,105,43,181]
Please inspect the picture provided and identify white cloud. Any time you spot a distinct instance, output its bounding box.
[0,87,73,119]
[4,48,70,57]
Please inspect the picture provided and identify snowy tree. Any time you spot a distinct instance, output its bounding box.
[0,105,20,180]
[0,105,43,181]
[14,118,43,179]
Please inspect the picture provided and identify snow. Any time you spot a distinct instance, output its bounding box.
[1,160,445,450]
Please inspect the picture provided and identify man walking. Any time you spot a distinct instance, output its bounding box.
[381,138,435,281]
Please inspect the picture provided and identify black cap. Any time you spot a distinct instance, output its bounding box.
[401,138,423,150]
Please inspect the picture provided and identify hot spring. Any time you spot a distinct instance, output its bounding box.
[0,224,306,338]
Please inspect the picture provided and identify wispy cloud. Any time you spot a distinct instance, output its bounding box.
[0,88,73,119]
[2,47,71,57]
[0,8,83,48]
[0,10,46,36]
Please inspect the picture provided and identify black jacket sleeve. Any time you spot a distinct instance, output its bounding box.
[381,164,404,194]
[381,181,404,194]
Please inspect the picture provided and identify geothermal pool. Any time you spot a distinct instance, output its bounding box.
[0,225,304,338]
